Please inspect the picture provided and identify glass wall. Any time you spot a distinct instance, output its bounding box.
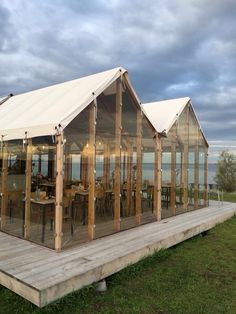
[1,140,26,237]
[28,136,56,248]
[94,84,116,238]
[62,105,90,248]
[120,88,138,230]
[161,104,208,218]
[188,109,199,211]
[0,85,208,250]
[141,116,156,224]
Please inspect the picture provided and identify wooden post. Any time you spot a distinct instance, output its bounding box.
[194,129,199,209]
[180,150,183,205]
[170,126,176,215]
[114,78,122,231]
[203,146,208,207]
[153,134,162,221]
[126,142,133,216]
[122,151,126,184]
[55,133,64,251]
[88,101,96,240]
[136,109,142,224]
[24,139,32,238]
[183,107,189,211]
[0,143,8,229]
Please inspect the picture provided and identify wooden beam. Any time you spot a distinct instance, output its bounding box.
[170,125,176,215]
[126,142,133,216]
[153,134,162,221]
[194,129,200,209]
[183,106,189,211]
[136,109,142,224]
[55,133,64,251]
[0,142,8,229]
[203,146,208,207]
[114,78,122,231]
[88,101,96,240]
[24,139,32,238]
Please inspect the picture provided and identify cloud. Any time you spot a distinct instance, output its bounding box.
[0,0,236,161]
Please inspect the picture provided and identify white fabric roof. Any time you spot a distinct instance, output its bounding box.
[142,97,190,133]
[142,97,208,145]
[0,96,9,104]
[0,67,126,141]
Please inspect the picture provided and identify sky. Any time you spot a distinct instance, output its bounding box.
[0,0,236,162]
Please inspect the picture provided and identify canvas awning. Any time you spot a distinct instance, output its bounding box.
[142,97,208,146]
[0,67,126,141]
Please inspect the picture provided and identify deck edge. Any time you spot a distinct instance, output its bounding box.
[39,207,236,307]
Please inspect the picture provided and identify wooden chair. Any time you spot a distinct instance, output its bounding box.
[95,185,106,216]
[7,190,23,223]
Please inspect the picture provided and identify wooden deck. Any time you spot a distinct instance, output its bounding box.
[0,201,236,307]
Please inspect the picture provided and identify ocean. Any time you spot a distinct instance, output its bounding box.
[69,162,217,185]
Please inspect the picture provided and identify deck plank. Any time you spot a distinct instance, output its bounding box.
[0,201,236,307]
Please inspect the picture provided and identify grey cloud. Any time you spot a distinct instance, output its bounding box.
[0,0,236,160]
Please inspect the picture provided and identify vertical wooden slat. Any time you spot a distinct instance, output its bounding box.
[126,142,133,216]
[0,142,8,229]
[55,134,64,251]
[203,146,208,207]
[122,151,126,184]
[136,109,142,224]
[114,78,122,231]
[170,125,176,215]
[153,134,162,221]
[24,139,32,238]
[88,101,96,241]
[183,106,189,211]
[194,128,199,209]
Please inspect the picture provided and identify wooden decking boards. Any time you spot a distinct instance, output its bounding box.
[0,202,236,307]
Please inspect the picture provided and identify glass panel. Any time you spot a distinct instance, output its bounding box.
[161,123,176,218]
[176,106,189,215]
[141,116,156,224]
[28,136,56,248]
[94,85,117,239]
[188,109,199,211]
[2,140,26,237]
[62,106,90,248]
[120,88,138,230]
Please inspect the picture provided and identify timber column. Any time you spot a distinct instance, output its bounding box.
[114,78,122,231]
[88,100,96,240]
[55,132,64,251]
[153,133,162,221]
[203,146,208,207]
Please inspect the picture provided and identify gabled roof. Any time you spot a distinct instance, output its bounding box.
[142,97,208,146]
[0,67,126,141]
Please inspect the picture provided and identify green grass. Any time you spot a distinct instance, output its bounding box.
[209,190,236,203]
[1,215,236,314]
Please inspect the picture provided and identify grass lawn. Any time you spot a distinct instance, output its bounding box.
[209,190,236,203]
[0,213,236,314]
